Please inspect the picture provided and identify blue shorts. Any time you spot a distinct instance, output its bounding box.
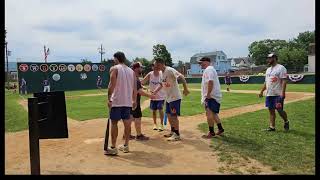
[205,98,220,114]
[166,99,181,116]
[110,107,131,121]
[150,100,165,110]
[266,96,284,110]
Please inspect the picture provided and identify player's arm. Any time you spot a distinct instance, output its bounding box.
[141,72,151,85]
[138,88,154,99]
[207,80,213,99]
[281,78,287,98]
[152,83,163,95]
[132,75,138,108]
[176,72,190,96]
[108,68,117,106]
[280,67,288,99]
[259,82,266,98]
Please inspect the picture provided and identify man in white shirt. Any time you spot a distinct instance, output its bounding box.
[153,58,190,141]
[198,57,224,138]
[259,53,289,131]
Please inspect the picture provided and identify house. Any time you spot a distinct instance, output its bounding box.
[307,43,315,73]
[230,57,254,69]
[187,51,231,77]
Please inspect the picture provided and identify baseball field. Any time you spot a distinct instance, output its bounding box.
[5,84,315,174]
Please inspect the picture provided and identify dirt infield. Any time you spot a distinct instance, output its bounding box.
[6,91,314,174]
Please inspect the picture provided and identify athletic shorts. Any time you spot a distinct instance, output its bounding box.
[131,105,142,118]
[266,96,284,110]
[205,98,220,114]
[150,100,165,110]
[110,107,131,121]
[226,82,231,85]
[165,99,181,116]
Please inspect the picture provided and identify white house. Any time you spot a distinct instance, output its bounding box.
[230,57,253,68]
[188,51,231,76]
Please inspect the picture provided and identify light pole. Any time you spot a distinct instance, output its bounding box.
[5,36,10,89]
[98,44,105,63]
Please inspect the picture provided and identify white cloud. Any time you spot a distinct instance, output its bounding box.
[5,0,315,63]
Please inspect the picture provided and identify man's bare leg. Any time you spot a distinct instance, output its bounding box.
[111,120,119,148]
[159,109,164,125]
[134,118,142,136]
[122,119,131,146]
[269,109,276,129]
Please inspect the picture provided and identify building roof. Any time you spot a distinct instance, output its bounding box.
[231,57,253,65]
[191,51,226,58]
[190,50,227,64]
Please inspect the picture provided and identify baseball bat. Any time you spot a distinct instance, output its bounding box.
[104,118,110,151]
[163,112,167,127]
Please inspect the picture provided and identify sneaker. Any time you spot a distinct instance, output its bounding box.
[264,127,276,131]
[153,125,158,130]
[104,147,118,156]
[136,134,150,141]
[284,121,290,131]
[123,135,136,140]
[118,144,129,153]
[167,133,181,141]
[202,132,215,139]
[158,125,164,132]
[164,132,173,137]
[216,129,224,136]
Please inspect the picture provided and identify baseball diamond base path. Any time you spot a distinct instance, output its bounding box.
[6,91,314,174]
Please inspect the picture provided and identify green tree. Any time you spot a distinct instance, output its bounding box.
[248,39,287,65]
[278,47,307,73]
[152,44,173,67]
[293,31,315,52]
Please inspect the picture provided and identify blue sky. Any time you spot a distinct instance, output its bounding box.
[5,0,315,63]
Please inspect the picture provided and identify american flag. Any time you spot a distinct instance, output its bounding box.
[44,46,50,63]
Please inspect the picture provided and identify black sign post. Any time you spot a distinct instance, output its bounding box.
[28,98,41,175]
[27,91,68,175]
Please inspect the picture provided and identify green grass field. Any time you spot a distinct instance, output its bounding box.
[66,95,108,121]
[5,92,28,132]
[198,98,315,174]
[182,83,315,93]
[5,84,314,132]
[64,89,107,96]
[142,91,265,117]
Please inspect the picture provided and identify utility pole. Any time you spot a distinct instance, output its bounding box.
[98,44,105,63]
[5,30,9,89]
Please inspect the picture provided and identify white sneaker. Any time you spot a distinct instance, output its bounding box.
[167,133,181,141]
[153,124,158,130]
[104,147,118,156]
[158,125,164,132]
[118,144,129,153]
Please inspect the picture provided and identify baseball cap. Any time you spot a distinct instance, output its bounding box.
[267,53,277,58]
[131,62,144,69]
[197,57,211,63]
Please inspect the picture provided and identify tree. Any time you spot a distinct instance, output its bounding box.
[278,47,307,73]
[152,44,173,67]
[248,39,287,65]
[293,31,315,52]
